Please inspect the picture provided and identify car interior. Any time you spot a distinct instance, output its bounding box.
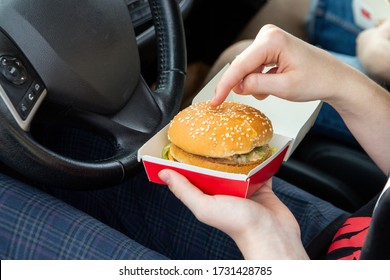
[0,0,388,259]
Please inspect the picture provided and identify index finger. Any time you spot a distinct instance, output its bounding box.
[210,26,282,106]
[210,65,244,106]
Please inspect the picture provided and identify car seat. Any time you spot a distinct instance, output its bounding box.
[276,130,387,212]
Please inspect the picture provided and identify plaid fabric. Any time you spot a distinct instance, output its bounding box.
[44,172,243,260]
[43,173,347,260]
[0,173,167,260]
[0,125,347,259]
[0,170,346,260]
[272,177,348,246]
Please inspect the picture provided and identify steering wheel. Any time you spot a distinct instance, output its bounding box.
[0,0,186,189]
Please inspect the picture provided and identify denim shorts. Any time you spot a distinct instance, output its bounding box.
[306,0,365,146]
[305,0,363,56]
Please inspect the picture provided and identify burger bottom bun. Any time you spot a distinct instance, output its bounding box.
[170,144,270,174]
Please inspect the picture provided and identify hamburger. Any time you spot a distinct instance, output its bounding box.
[162,101,274,174]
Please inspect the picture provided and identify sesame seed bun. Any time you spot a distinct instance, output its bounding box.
[166,101,273,174]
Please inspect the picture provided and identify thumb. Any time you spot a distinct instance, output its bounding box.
[158,169,209,214]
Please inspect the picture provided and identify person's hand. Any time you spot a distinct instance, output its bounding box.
[356,18,390,84]
[210,24,364,107]
[209,25,390,175]
[158,169,309,259]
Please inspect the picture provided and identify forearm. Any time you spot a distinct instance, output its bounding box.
[326,64,390,175]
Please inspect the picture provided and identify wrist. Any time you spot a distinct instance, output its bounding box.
[233,222,309,260]
[325,63,377,113]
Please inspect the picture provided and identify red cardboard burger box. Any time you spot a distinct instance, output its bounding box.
[138,67,322,198]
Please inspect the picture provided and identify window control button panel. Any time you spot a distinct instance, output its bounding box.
[0,31,47,131]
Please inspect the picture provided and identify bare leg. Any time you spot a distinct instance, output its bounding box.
[235,0,311,41]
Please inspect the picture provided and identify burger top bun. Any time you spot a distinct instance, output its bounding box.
[168,101,273,158]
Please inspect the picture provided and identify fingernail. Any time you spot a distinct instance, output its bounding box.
[210,90,217,104]
[158,170,171,184]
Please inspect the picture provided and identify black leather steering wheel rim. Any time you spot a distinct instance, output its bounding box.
[0,0,186,189]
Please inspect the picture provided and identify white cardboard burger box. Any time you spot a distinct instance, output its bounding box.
[138,66,322,198]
